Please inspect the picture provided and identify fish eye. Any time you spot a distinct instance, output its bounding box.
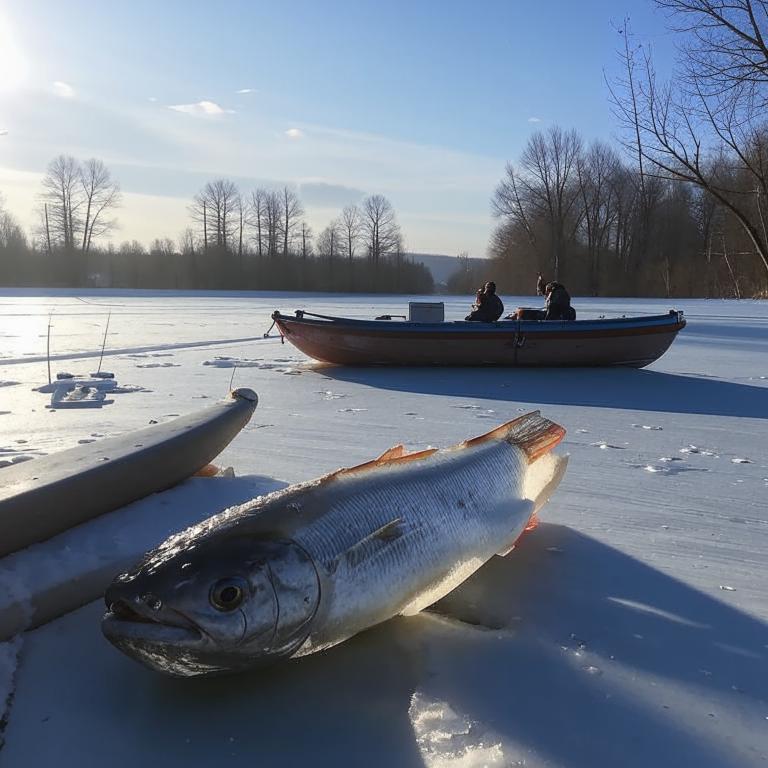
[210,577,247,611]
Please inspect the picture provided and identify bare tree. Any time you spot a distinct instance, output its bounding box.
[258,189,282,257]
[279,186,304,257]
[79,158,121,253]
[361,194,401,264]
[299,221,313,259]
[577,141,621,293]
[340,204,362,261]
[178,227,197,256]
[247,189,266,257]
[190,179,240,250]
[609,6,768,278]
[316,220,341,260]
[0,194,26,250]
[39,155,83,250]
[493,126,583,279]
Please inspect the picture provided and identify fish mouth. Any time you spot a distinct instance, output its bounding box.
[101,601,203,646]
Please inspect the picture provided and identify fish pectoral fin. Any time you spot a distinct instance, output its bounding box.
[459,411,565,463]
[340,517,408,570]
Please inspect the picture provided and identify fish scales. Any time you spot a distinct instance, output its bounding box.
[102,412,567,676]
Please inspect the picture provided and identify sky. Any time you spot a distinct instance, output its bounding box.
[0,0,676,257]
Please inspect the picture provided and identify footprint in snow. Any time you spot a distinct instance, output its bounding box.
[451,404,483,410]
[136,362,180,369]
[631,423,663,430]
[658,456,684,462]
[78,438,96,444]
[0,380,20,388]
[590,441,626,450]
[338,408,368,413]
[731,457,752,464]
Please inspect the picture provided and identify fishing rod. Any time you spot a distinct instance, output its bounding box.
[96,311,111,375]
[46,311,53,385]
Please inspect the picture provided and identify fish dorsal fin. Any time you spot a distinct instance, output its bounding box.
[322,446,438,484]
[376,444,406,462]
[459,411,565,463]
[326,517,408,574]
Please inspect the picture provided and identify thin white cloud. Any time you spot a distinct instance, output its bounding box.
[148,96,158,103]
[527,116,542,123]
[52,81,76,99]
[236,88,257,94]
[168,100,234,116]
[285,127,304,139]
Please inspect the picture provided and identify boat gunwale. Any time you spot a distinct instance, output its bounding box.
[273,311,686,339]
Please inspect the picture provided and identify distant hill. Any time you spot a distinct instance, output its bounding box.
[408,253,487,286]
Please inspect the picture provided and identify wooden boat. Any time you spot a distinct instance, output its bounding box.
[272,310,686,367]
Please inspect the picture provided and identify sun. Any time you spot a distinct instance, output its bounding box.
[0,12,28,91]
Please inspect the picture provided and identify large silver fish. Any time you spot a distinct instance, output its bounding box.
[102,411,567,677]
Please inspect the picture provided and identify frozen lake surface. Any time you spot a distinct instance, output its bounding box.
[0,290,767,767]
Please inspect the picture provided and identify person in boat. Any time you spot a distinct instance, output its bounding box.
[542,280,575,320]
[465,281,504,322]
[507,274,576,321]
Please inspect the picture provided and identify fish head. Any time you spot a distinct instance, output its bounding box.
[102,533,320,677]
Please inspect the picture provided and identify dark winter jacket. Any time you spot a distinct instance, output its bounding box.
[466,292,504,322]
[544,282,574,321]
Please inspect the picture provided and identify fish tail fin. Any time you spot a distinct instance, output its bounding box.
[506,411,566,463]
[462,410,565,463]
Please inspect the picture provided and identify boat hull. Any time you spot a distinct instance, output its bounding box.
[273,312,686,367]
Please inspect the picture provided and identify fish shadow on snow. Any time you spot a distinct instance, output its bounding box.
[425,523,768,767]
[319,366,768,420]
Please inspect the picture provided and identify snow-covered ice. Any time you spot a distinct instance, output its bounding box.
[0,290,766,767]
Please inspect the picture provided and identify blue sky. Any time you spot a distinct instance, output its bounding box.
[0,0,675,255]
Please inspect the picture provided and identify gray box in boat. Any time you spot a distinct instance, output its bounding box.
[408,302,445,323]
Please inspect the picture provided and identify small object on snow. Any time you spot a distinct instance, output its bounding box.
[719,585,736,591]
[731,457,752,464]
[48,384,114,409]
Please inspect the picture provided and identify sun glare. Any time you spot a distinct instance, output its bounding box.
[0,13,28,91]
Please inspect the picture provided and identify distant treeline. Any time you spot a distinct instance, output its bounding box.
[0,172,433,293]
